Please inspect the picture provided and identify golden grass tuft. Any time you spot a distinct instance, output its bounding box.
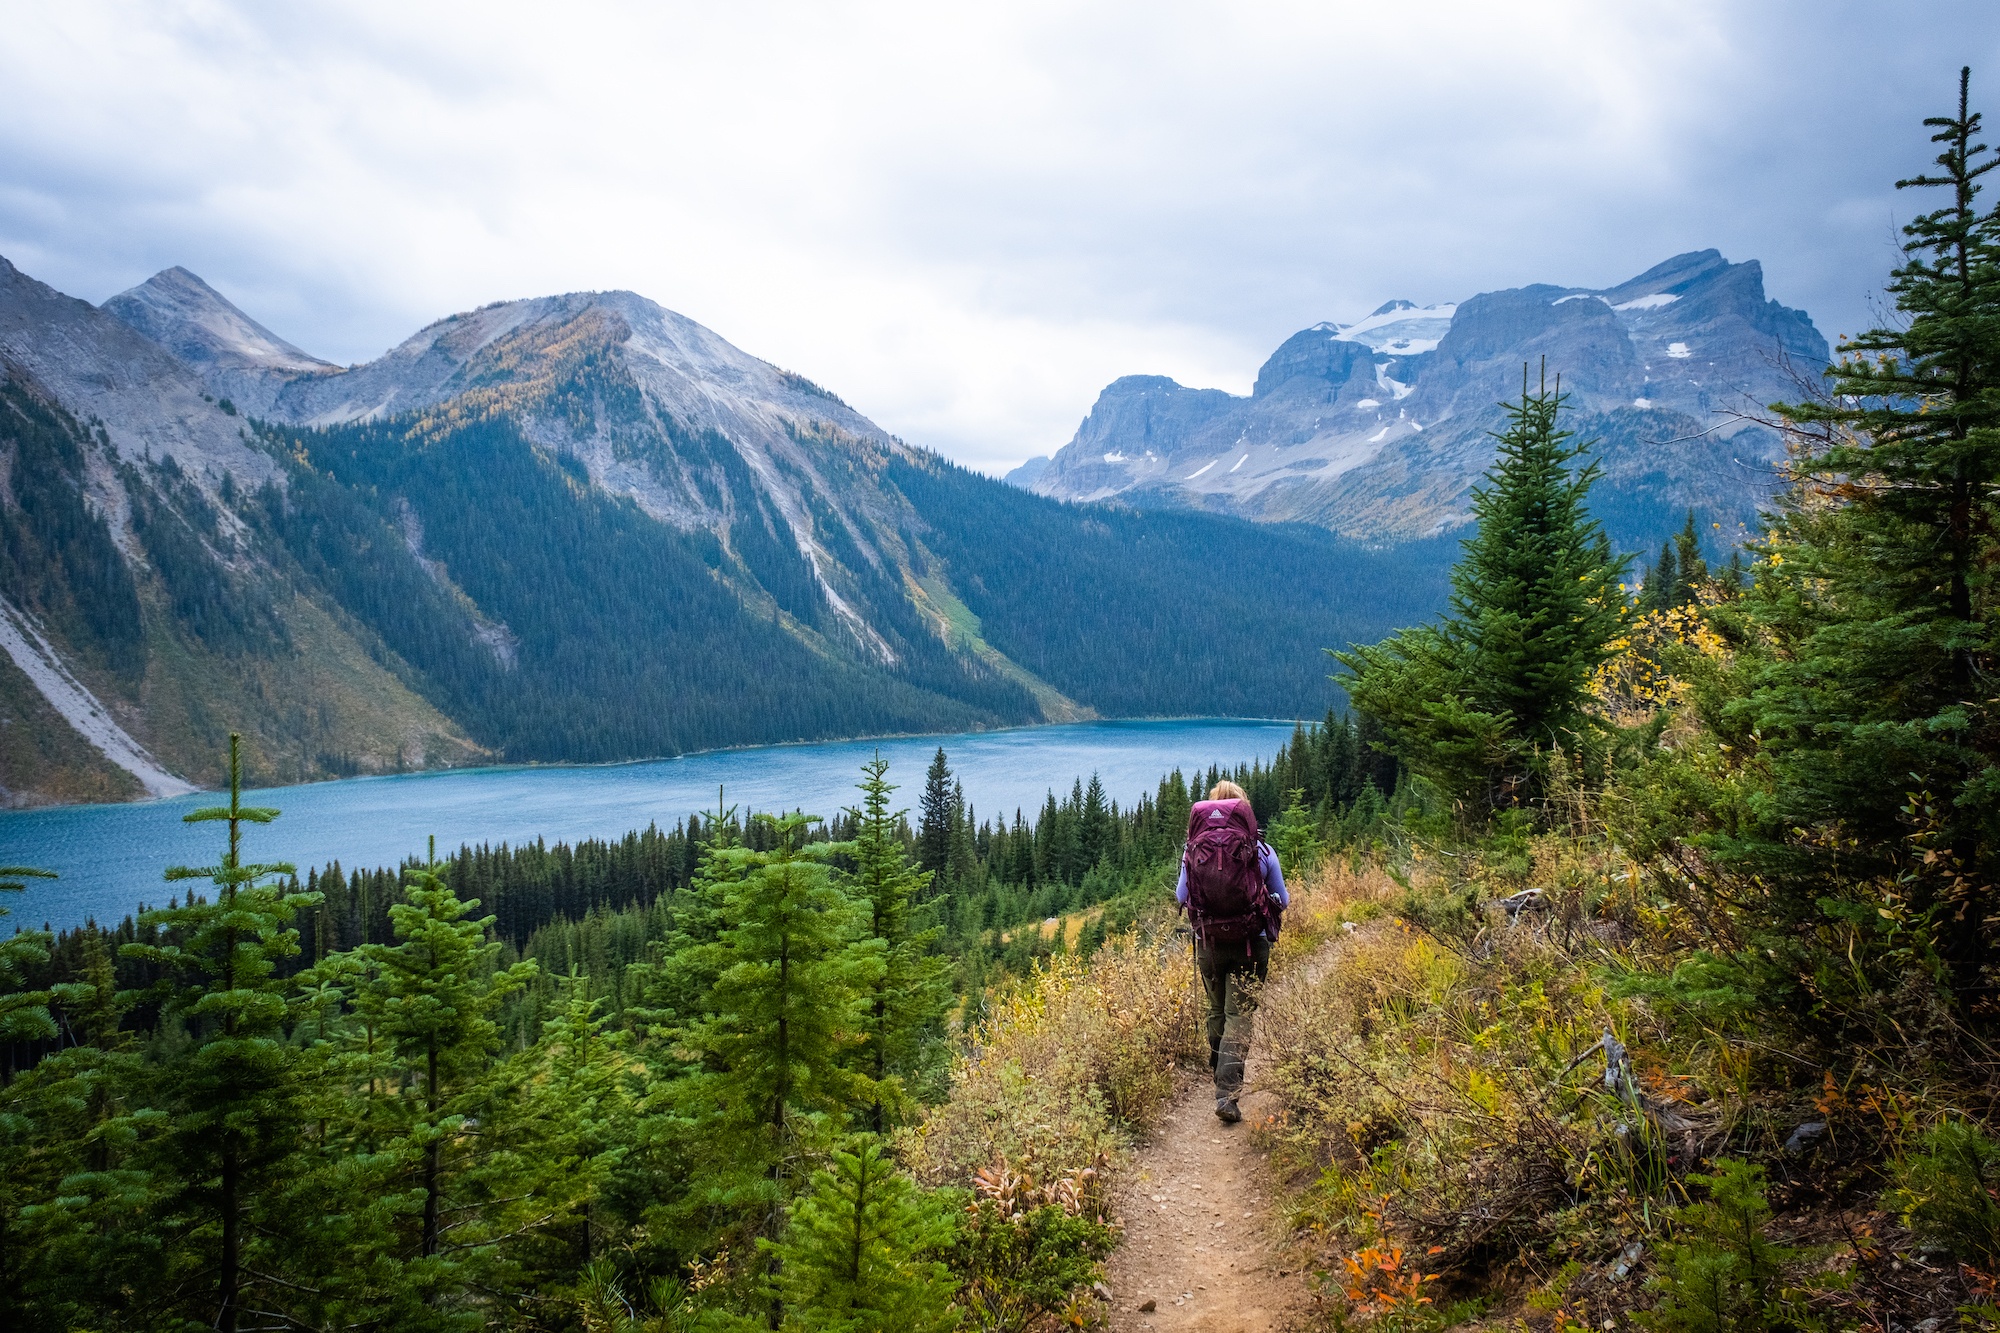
[903,919,1201,1188]
[1253,850,1670,1298]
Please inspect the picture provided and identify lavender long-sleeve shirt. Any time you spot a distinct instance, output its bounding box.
[1175,842,1290,910]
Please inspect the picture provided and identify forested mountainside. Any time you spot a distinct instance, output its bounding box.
[0,255,1444,803]
[889,456,1450,719]
[1017,249,1829,550]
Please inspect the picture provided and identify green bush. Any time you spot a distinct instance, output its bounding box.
[1639,1159,1806,1333]
[1891,1118,2000,1264]
[1395,876,1484,944]
[946,1199,1115,1333]
[768,1137,960,1333]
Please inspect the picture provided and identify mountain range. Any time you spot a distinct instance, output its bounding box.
[0,257,1444,805]
[1011,250,1829,550]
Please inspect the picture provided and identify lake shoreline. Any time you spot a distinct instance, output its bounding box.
[0,718,1305,932]
[5,714,1315,815]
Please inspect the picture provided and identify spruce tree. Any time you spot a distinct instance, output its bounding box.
[0,865,66,1329]
[1267,788,1326,875]
[840,757,950,1131]
[123,733,322,1333]
[1724,67,2000,1004]
[630,788,745,1045]
[0,927,163,1332]
[0,866,57,1044]
[668,814,875,1291]
[1337,368,1627,812]
[519,975,636,1272]
[1079,774,1111,871]
[767,1136,959,1333]
[1779,67,2000,686]
[1671,510,1709,599]
[350,840,537,1261]
[917,749,954,880]
[1640,511,1709,614]
[1639,540,1679,615]
[1,925,154,1333]
[945,783,979,890]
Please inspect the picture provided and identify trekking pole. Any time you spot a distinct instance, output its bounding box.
[1185,907,1203,1068]
[1190,929,1202,1066]
[1175,891,1198,1065]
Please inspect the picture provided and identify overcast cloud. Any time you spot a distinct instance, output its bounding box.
[1,1,1993,474]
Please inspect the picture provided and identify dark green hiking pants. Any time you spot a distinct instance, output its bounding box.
[1196,936,1270,1099]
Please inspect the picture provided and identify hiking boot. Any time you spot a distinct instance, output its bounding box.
[1215,1097,1241,1123]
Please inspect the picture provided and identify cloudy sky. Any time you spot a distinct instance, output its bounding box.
[1,2,1993,474]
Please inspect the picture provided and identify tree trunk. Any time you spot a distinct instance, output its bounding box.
[219,1147,240,1333]
[423,1042,441,1257]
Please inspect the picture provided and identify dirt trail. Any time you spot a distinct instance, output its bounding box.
[1101,1057,1321,1332]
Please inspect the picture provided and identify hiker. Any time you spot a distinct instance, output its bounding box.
[1177,779,1288,1123]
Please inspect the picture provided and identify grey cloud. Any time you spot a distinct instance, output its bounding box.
[0,0,1993,474]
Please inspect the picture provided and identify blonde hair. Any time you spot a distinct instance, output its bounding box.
[1208,779,1249,803]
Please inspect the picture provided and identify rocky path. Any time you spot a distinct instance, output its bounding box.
[1101,1064,1320,1332]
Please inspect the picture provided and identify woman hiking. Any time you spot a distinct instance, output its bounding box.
[1176,779,1288,1123]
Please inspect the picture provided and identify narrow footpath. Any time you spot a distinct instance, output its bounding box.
[1101,1058,1320,1332]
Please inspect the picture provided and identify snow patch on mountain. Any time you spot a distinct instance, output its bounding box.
[1337,301,1457,356]
[1031,249,1830,546]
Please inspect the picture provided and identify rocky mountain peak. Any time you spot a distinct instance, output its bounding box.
[1596,249,1729,305]
[0,254,278,491]
[1253,327,1376,399]
[102,267,333,375]
[1025,250,1829,549]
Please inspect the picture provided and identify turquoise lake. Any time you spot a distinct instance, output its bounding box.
[0,718,1299,931]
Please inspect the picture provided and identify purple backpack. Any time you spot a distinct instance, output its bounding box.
[1183,799,1275,946]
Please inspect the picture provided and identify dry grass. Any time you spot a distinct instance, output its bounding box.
[914,844,2000,1331]
[902,918,1202,1189]
[1269,858,1404,966]
[1248,843,1708,1330]
[907,859,1403,1192]
[1250,842,2000,1333]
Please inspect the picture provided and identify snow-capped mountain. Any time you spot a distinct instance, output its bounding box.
[1016,251,1829,547]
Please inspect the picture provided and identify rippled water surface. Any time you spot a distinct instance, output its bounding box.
[0,718,1298,931]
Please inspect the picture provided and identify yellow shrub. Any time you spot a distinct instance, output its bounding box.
[1255,862,1647,1269]
[902,929,1200,1187]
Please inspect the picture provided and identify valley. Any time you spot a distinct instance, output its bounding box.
[0,248,1816,807]
[0,258,1444,804]
[0,716,1297,933]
